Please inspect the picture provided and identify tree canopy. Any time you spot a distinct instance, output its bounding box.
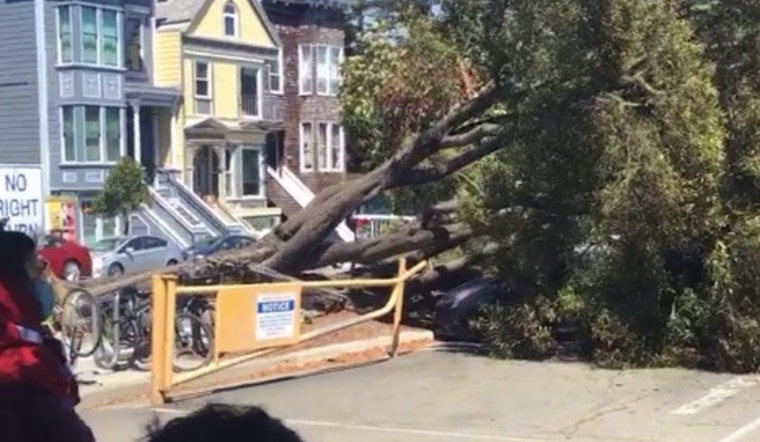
[341,0,760,371]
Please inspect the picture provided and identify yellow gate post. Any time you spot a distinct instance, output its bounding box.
[150,275,168,405]
[389,257,407,357]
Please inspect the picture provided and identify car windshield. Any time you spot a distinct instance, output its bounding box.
[91,237,124,252]
[191,236,222,249]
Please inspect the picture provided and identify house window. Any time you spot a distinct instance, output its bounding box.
[329,46,343,95]
[102,9,119,66]
[125,18,142,71]
[61,106,75,162]
[194,61,212,115]
[267,53,282,93]
[241,148,262,197]
[301,45,344,96]
[84,106,102,162]
[223,1,238,37]
[105,107,121,162]
[300,122,313,171]
[57,6,72,63]
[80,201,97,247]
[317,122,328,170]
[298,45,313,94]
[81,7,98,63]
[316,122,344,172]
[316,45,329,95]
[330,123,344,171]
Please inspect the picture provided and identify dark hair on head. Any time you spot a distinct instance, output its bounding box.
[144,403,305,442]
[0,230,36,289]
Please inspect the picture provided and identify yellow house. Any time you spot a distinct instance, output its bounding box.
[154,0,283,228]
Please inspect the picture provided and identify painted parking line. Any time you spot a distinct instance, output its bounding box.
[716,415,760,442]
[151,409,553,442]
[670,376,760,416]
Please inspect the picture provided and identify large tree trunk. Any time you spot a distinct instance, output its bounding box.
[70,83,509,296]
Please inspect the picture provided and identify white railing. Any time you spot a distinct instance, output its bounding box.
[139,203,191,249]
[266,165,355,242]
[148,187,213,236]
[353,214,416,239]
[157,169,234,233]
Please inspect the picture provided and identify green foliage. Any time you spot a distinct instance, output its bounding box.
[339,0,760,372]
[91,157,150,231]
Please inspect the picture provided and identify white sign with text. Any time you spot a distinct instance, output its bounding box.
[0,166,43,236]
[255,292,297,341]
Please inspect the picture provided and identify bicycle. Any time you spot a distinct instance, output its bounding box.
[94,285,214,372]
[55,287,103,364]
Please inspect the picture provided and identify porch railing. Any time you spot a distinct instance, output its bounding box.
[239,95,283,121]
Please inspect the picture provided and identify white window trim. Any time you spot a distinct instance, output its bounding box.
[328,46,345,96]
[315,45,330,96]
[72,105,124,165]
[222,1,239,38]
[269,49,283,94]
[194,60,213,115]
[298,44,313,96]
[238,146,265,198]
[316,122,345,172]
[59,106,76,164]
[299,122,314,173]
[80,5,123,68]
[55,5,73,65]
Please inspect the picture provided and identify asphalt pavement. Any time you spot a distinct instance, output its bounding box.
[81,348,760,442]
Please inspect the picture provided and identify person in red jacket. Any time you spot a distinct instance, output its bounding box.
[0,230,94,442]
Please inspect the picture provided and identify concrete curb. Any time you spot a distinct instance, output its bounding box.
[79,329,434,400]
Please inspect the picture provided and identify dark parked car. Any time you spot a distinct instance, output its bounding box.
[182,234,256,260]
[433,277,508,342]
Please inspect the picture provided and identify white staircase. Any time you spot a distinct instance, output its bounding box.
[266,166,355,242]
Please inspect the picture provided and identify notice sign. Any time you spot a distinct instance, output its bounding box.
[255,293,297,341]
[0,167,43,236]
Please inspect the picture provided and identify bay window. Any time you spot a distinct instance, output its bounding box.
[329,46,343,94]
[105,108,121,162]
[81,7,98,63]
[102,10,119,66]
[62,106,123,163]
[84,106,101,162]
[316,45,329,95]
[57,6,72,63]
[330,123,344,171]
[62,106,75,162]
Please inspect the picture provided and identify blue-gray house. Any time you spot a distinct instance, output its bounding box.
[0,0,256,249]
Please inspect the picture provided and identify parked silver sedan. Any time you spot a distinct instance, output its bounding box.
[90,235,184,278]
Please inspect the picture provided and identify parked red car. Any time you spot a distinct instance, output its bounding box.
[38,235,92,281]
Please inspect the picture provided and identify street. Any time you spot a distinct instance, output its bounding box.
[82,348,760,442]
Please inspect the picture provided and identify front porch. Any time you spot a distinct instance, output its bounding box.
[125,84,181,183]
[184,118,284,228]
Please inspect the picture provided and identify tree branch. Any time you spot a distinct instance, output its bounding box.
[392,135,506,188]
[312,222,472,268]
[439,123,501,148]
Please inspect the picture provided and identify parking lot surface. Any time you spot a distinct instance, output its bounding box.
[82,349,760,442]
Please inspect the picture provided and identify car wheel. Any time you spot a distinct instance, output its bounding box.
[167,259,178,266]
[107,263,124,277]
[62,260,81,281]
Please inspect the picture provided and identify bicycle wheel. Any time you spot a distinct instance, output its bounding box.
[94,315,140,371]
[173,313,214,372]
[60,288,102,358]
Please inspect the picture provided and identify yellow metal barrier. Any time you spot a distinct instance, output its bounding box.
[150,258,427,405]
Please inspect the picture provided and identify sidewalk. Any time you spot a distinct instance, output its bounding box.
[77,329,433,408]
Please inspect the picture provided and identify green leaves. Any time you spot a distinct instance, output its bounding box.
[91,157,150,219]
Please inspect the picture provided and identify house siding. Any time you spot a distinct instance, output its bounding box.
[0,0,41,165]
[262,2,348,195]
